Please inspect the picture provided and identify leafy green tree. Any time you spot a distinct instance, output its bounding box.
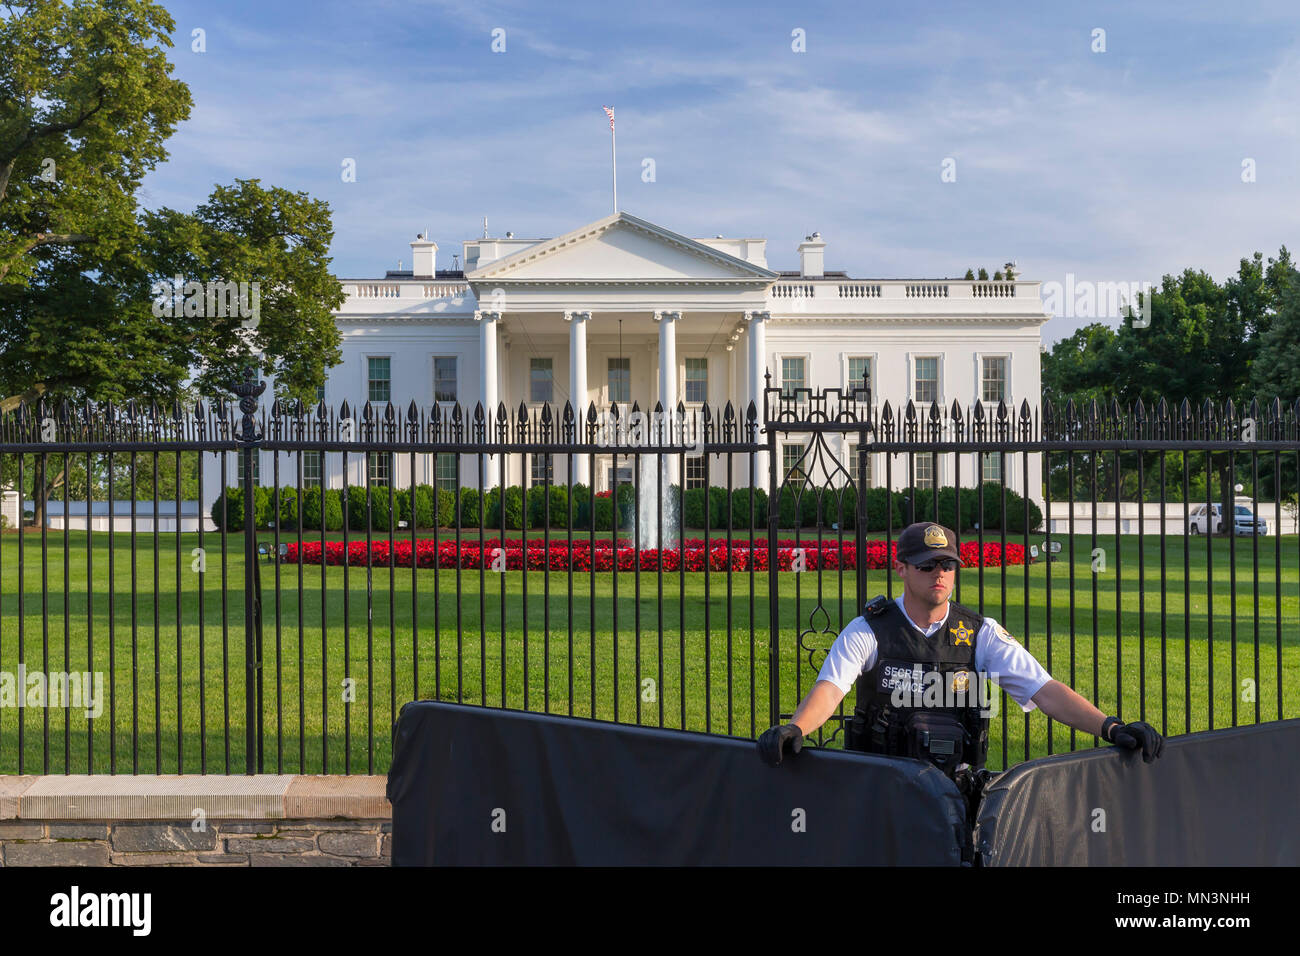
[0,0,191,286]
[143,179,345,404]
[1248,250,1300,401]
[1040,322,1116,411]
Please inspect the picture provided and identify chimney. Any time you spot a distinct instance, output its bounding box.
[798,232,825,278]
[410,233,438,276]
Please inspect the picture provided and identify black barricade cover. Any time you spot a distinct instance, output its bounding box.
[975,719,1300,866]
[387,701,968,865]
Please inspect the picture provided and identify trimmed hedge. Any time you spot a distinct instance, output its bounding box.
[212,480,1042,533]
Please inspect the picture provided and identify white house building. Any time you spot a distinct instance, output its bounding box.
[204,210,1050,518]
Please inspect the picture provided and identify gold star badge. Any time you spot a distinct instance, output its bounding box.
[952,621,973,646]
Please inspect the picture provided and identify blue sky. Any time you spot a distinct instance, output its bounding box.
[142,0,1300,344]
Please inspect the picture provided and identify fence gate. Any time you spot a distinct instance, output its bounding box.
[765,380,873,747]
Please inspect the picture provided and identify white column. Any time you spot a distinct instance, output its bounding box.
[476,309,501,489]
[653,310,680,486]
[565,310,591,486]
[745,309,770,486]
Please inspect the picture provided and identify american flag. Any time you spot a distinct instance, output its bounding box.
[602,105,615,130]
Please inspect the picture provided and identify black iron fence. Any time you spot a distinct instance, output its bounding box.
[0,381,1296,775]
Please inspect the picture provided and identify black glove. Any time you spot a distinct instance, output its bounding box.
[1108,719,1164,763]
[757,723,803,766]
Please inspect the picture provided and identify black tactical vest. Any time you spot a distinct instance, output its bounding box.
[845,597,989,775]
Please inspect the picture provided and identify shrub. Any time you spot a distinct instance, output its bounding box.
[708,486,729,528]
[346,485,393,532]
[972,482,1042,533]
[436,488,454,528]
[273,486,298,529]
[212,487,243,531]
[572,484,592,529]
[412,485,435,528]
[594,495,615,531]
[487,486,524,529]
[550,485,570,528]
[682,488,707,529]
[458,488,481,527]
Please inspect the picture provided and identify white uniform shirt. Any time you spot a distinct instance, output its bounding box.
[815,596,1053,712]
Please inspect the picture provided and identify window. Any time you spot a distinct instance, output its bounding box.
[783,443,807,487]
[685,358,708,403]
[530,454,553,484]
[301,450,322,487]
[847,356,872,399]
[781,357,806,398]
[846,443,872,487]
[914,357,938,404]
[914,453,935,489]
[235,452,260,486]
[368,452,392,486]
[982,357,1007,403]
[435,454,457,493]
[608,357,630,403]
[981,452,1001,483]
[368,357,391,403]
[433,356,458,403]
[685,456,707,489]
[530,357,553,403]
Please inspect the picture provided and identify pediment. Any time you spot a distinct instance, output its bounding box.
[465,212,777,283]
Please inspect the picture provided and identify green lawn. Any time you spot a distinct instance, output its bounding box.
[0,527,1296,775]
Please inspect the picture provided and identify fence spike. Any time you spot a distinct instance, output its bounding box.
[996,399,1008,421]
[905,399,917,422]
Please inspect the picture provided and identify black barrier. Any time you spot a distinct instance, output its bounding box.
[975,719,1300,866]
[386,701,969,865]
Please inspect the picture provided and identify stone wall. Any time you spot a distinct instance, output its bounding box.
[0,775,391,867]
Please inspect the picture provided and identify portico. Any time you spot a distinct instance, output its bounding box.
[465,212,778,489]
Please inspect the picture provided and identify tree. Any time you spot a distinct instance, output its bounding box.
[1040,249,1297,523]
[964,268,975,280]
[1247,249,1300,401]
[1,4,345,524]
[1040,322,1117,411]
[0,0,192,286]
[143,179,345,404]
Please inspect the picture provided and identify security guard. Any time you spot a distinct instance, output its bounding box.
[758,522,1164,778]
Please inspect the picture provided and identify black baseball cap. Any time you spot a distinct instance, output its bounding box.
[897,522,961,564]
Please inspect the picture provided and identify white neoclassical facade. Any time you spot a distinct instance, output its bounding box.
[206,211,1050,514]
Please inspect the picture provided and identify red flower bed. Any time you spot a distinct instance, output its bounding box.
[282,537,1024,571]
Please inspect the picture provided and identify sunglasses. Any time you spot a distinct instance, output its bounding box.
[909,558,960,573]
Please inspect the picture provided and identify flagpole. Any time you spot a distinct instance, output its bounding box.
[610,116,618,213]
